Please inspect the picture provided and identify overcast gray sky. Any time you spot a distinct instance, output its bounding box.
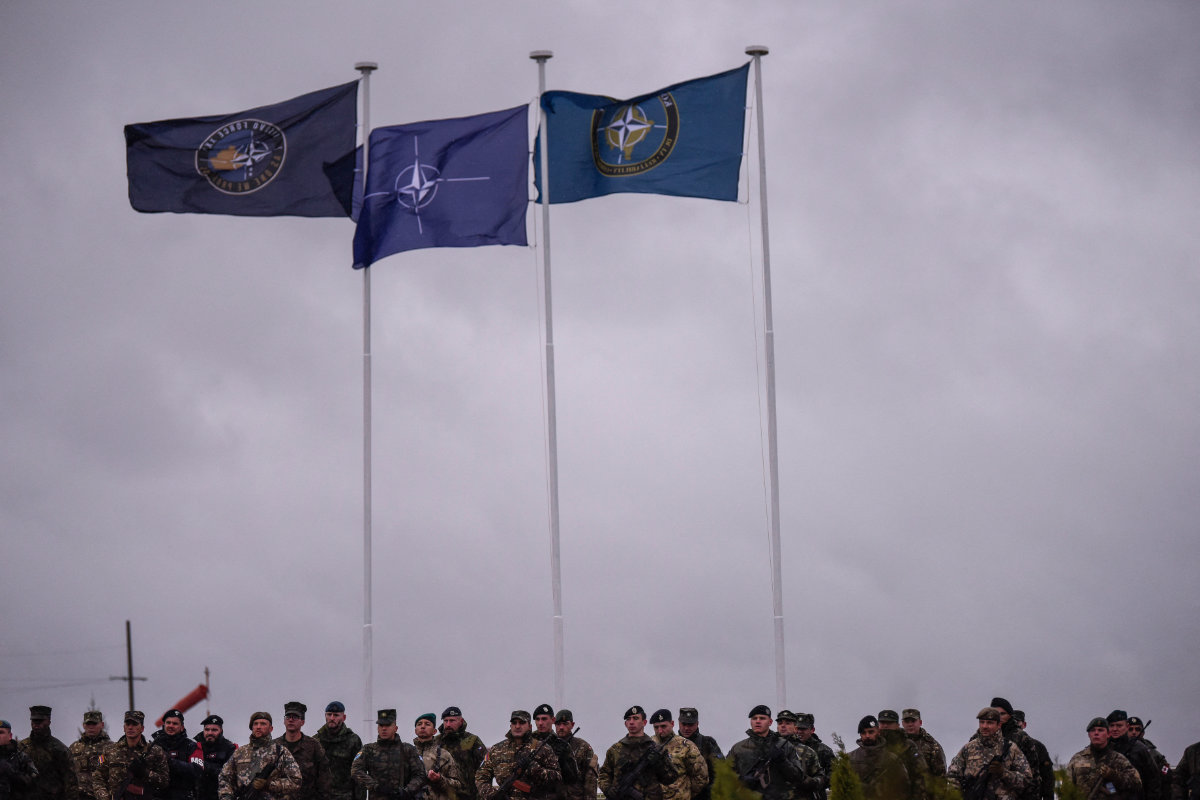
[2,0,1198,767]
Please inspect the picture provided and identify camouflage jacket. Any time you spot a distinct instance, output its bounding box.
[92,736,169,800]
[2,741,40,800]
[276,736,332,800]
[905,731,946,778]
[475,733,559,800]
[727,731,811,800]
[351,739,425,799]
[554,738,595,800]
[653,734,707,800]
[1066,746,1141,800]
[599,735,680,800]
[999,725,1041,800]
[680,733,722,800]
[947,734,1030,800]
[1110,737,1160,800]
[312,726,362,800]
[882,732,928,800]
[21,732,79,800]
[1174,742,1200,800]
[433,729,485,800]
[70,734,112,799]
[848,741,908,800]
[797,735,833,785]
[217,737,301,800]
[412,738,462,800]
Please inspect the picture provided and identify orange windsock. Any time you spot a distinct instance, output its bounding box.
[155,684,209,728]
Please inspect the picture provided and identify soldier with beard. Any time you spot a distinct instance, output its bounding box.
[193,716,236,800]
[313,703,361,800]
[434,709,486,800]
[351,710,425,800]
[476,710,559,800]
[848,716,908,800]
[985,700,1041,800]
[551,712,595,800]
[1107,712,1161,800]
[69,712,110,800]
[1,719,39,800]
[1065,718,1141,800]
[878,711,928,800]
[218,713,300,800]
[946,708,1030,800]
[20,707,78,800]
[411,713,460,800]
[150,711,203,800]
[92,712,168,800]
[676,710,721,800]
[277,703,331,800]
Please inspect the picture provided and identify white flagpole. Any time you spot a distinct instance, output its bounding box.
[355,59,378,728]
[530,49,565,709]
[746,45,787,709]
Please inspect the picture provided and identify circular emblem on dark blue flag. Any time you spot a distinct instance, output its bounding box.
[195,119,286,194]
[590,92,679,177]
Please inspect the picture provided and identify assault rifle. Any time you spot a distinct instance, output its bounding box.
[747,738,793,790]
[961,743,1010,800]
[117,752,150,800]
[492,734,556,800]
[233,747,282,800]
[606,738,677,800]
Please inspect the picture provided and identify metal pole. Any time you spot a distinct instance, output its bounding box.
[746,45,786,709]
[530,48,565,709]
[356,60,378,728]
[125,620,134,711]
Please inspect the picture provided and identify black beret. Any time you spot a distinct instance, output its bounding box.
[749,705,772,719]
[624,706,646,719]
[201,715,223,727]
[1107,710,1128,723]
[534,704,554,718]
[990,697,1013,715]
[858,715,878,733]
[650,709,672,724]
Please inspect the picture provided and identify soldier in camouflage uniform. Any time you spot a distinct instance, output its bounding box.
[435,709,485,800]
[793,715,833,789]
[677,710,721,800]
[599,707,677,800]
[92,711,169,800]
[649,710,707,800]
[70,711,111,800]
[314,703,362,800]
[551,712,595,800]
[946,708,1031,800]
[20,707,78,800]
[477,711,559,800]
[2,719,39,800]
[1065,718,1141,800]
[848,716,908,800]
[351,710,425,800]
[728,706,815,800]
[412,714,462,800]
[900,711,945,780]
[774,712,825,800]
[531,706,578,800]
[277,703,332,800]
[878,711,928,800]
[1011,713,1052,800]
[986,700,1040,800]
[1174,740,1200,800]
[1128,718,1172,799]
[218,713,300,800]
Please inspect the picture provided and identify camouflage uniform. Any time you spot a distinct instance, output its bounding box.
[780,736,826,800]
[277,735,332,800]
[1174,742,1200,800]
[679,732,722,800]
[217,738,301,800]
[881,731,928,800]
[1066,746,1141,800]
[998,724,1041,800]
[433,728,485,800]
[69,732,111,800]
[412,738,463,800]
[1,739,39,800]
[92,736,169,800]
[476,733,559,800]
[727,731,813,800]
[848,740,908,800]
[946,733,1031,800]
[1022,737,1053,800]
[555,737,596,800]
[21,730,79,800]
[653,734,707,800]
[905,731,945,779]
[351,739,425,800]
[313,725,362,800]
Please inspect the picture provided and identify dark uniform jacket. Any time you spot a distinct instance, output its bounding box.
[1174,742,1200,800]
[1110,737,1160,800]
[727,731,810,800]
[680,732,722,800]
[351,738,425,800]
[434,728,485,800]
[20,731,78,800]
[192,735,236,800]
[313,726,361,800]
[276,736,331,800]
[149,731,203,800]
[2,741,39,800]
[849,741,908,800]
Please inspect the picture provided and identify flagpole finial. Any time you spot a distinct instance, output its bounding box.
[529,50,554,62]
[355,61,378,73]
[745,45,769,57]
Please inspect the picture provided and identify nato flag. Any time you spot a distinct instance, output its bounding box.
[534,63,749,204]
[352,105,529,268]
[125,81,358,217]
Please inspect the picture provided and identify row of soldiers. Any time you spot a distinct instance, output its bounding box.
[3,699,1197,800]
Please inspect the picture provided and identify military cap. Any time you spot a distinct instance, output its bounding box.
[1087,717,1109,732]
[415,713,436,726]
[442,706,462,719]
[250,711,273,728]
[29,706,51,720]
[555,709,574,723]
[776,710,799,724]
[202,715,223,727]
[1106,710,1128,723]
[795,713,815,729]
[878,710,900,724]
[163,709,184,722]
[650,709,672,724]
[1127,716,1144,727]
[124,711,145,725]
[511,710,531,723]
[1012,710,1026,723]
[326,701,346,713]
[749,705,772,719]
[84,710,104,723]
[0,720,10,730]
[533,704,554,718]
[678,708,699,724]
[624,706,646,720]
[284,701,307,719]
[901,709,921,721]
[858,715,878,733]
[977,708,1001,722]
[990,697,1013,715]
[376,709,397,725]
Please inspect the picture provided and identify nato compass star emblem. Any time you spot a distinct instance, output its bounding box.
[365,136,490,234]
[590,93,680,177]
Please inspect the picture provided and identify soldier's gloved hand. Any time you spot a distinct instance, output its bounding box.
[252,778,269,791]
[131,761,149,781]
[1099,767,1115,780]
[645,748,663,766]
[987,761,1004,778]
[0,760,14,778]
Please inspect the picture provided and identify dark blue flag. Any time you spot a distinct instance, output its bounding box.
[534,63,749,204]
[125,81,358,217]
[352,105,529,268]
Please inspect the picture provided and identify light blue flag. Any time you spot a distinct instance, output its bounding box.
[534,63,749,204]
[353,105,529,268]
